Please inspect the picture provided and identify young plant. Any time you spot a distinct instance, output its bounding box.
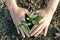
[16,12,43,34]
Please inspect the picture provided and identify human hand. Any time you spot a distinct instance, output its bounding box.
[30,0,59,37]
[30,9,54,37]
[9,7,30,38]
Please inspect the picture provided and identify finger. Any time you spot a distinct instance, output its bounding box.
[43,18,52,36]
[43,26,49,36]
[26,12,30,16]
[19,27,25,38]
[30,22,44,36]
[35,10,42,16]
[17,28,20,34]
[17,21,25,38]
[30,25,38,33]
[21,27,30,37]
[25,9,29,14]
[34,25,46,37]
[43,20,51,36]
[35,9,47,16]
[24,9,30,16]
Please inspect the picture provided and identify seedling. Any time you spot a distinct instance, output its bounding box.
[16,12,43,34]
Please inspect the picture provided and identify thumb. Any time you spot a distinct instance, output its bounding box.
[24,9,30,16]
[35,9,46,16]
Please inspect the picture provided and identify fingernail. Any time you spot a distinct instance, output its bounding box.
[34,35,36,37]
[44,33,47,37]
[23,36,25,38]
[30,34,33,37]
[28,36,30,37]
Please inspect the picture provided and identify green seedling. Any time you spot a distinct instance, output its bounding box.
[29,12,38,18]
[16,11,43,34]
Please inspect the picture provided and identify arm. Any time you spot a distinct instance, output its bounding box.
[46,0,59,14]
[6,0,18,11]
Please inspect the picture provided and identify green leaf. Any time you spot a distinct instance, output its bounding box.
[27,22,32,26]
[38,16,43,20]
[16,24,22,28]
[34,16,43,22]
[31,16,43,25]
[29,12,34,18]
[29,12,38,18]
[16,21,26,28]
[32,20,39,25]
[24,25,30,34]
[31,15,38,18]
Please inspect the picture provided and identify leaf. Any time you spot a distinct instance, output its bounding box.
[16,24,22,28]
[31,15,38,18]
[32,20,39,25]
[27,22,32,25]
[29,12,38,18]
[29,12,34,18]
[24,25,30,34]
[16,21,26,28]
[31,15,43,25]
[38,16,43,20]
[34,16,43,22]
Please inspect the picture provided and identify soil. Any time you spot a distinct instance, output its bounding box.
[0,0,60,40]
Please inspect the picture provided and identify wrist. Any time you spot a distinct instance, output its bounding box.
[45,0,59,14]
[6,0,19,11]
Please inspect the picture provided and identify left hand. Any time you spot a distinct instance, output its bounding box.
[30,9,54,37]
[8,7,30,38]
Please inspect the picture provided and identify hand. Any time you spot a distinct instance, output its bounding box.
[9,7,30,38]
[30,9,54,37]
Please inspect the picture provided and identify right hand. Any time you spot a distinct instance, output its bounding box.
[30,9,54,37]
[9,7,30,38]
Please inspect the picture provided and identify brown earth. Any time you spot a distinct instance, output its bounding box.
[0,0,60,40]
